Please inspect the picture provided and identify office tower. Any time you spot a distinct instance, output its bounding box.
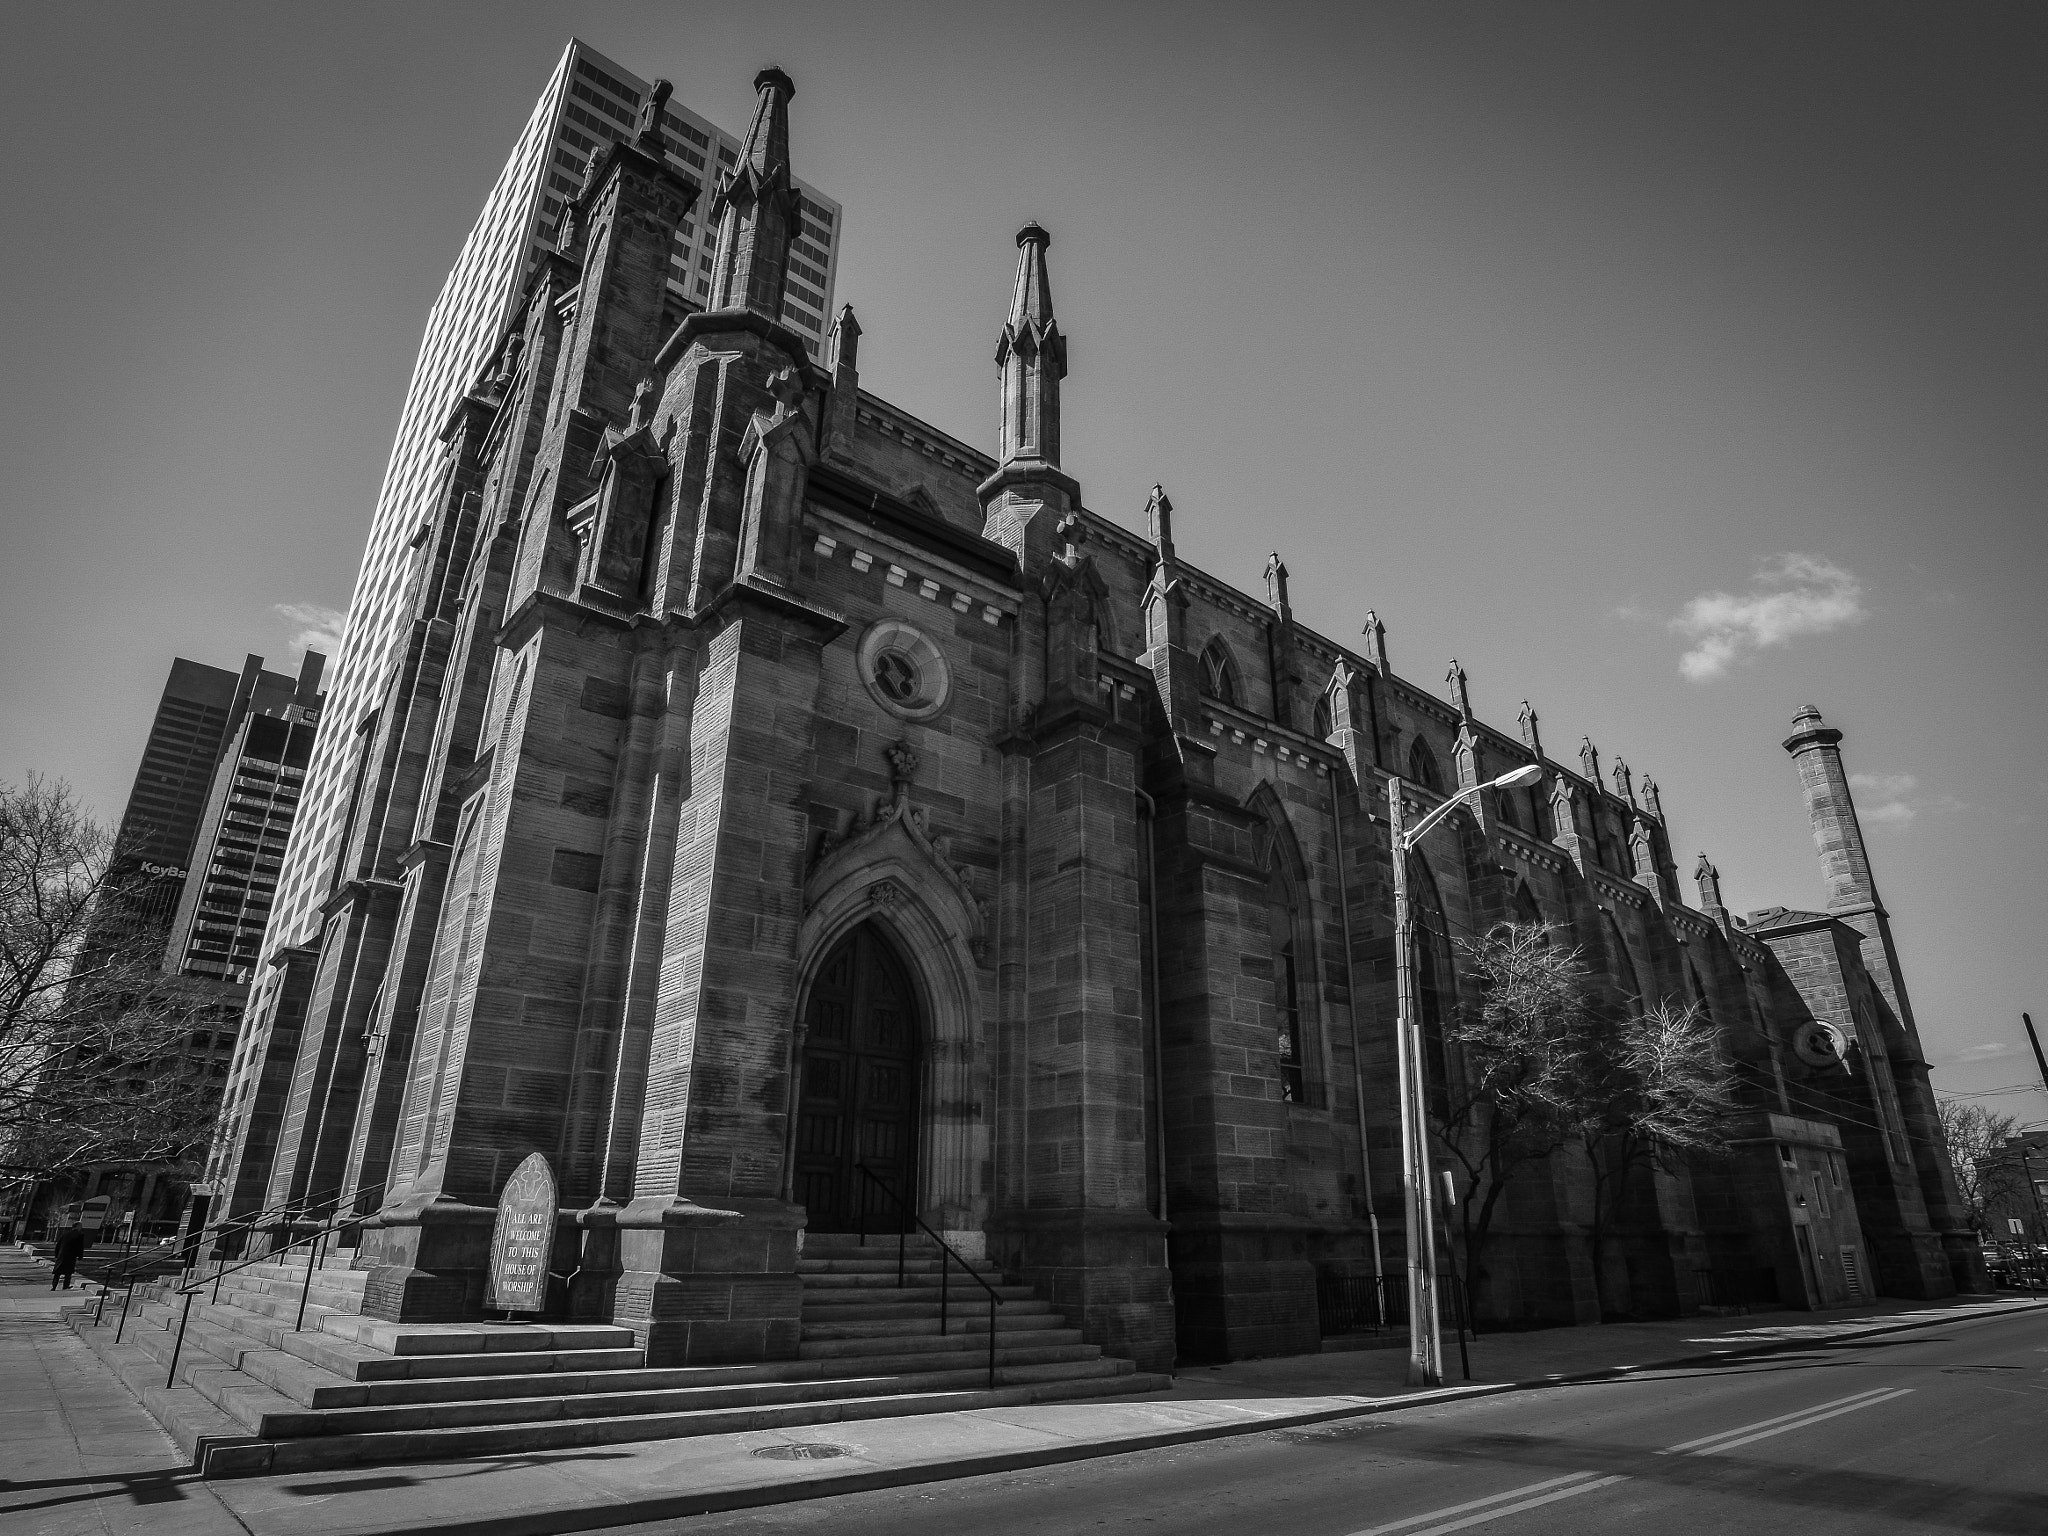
[246,35,843,1089]
[98,655,306,938]
[162,692,325,988]
[28,651,324,1235]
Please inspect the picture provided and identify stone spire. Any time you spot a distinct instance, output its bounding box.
[1783,704,1879,914]
[824,303,861,462]
[1611,758,1635,805]
[1362,611,1387,673]
[996,223,1066,468]
[1446,659,1471,719]
[633,78,674,152]
[1264,552,1290,619]
[705,67,800,320]
[1694,853,1728,922]
[1517,700,1543,757]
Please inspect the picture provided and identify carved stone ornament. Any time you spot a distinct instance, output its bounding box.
[807,743,988,964]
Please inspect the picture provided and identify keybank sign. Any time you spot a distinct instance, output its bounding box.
[141,862,187,879]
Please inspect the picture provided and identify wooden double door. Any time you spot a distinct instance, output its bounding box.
[794,925,921,1232]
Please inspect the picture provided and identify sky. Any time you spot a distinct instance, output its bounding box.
[2,3,2042,1122]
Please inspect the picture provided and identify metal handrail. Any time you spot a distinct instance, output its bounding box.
[853,1163,1002,1391]
[96,1174,388,1344]
[160,1194,376,1389]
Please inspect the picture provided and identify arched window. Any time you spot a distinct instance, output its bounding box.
[1253,786,1317,1106]
[1312,689,1335,741]
[1407,735,1443,794]
[1269,862,1306,1104]
[1602,912,1642,1011]
[1199,638,1240,708]
[1408,855,1454,1117]
[1510,880,1542,929]
[1494,782,1520,832]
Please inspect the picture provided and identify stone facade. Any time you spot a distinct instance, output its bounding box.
[211,67,1984,1370]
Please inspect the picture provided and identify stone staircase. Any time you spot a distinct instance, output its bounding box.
[68,1230,1168,1476]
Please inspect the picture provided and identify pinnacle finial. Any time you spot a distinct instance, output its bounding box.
[1264,552,1290,615]
[1146,485,1174,556]
[635,79,673,148]
[995,222,1065,467]
[1362,611,1387,672]
[830,304,861,373]
[706,66,799,319]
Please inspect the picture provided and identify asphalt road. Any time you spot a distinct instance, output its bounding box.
[627,1306,2048,1536]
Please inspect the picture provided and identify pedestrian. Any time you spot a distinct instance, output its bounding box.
[50,1224,86,1289]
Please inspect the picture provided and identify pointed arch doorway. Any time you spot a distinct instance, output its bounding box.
[795,923,923,1232]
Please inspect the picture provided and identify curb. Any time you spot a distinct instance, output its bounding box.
[224,1297,2048,1536]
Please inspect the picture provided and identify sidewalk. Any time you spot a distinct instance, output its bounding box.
[6,1249,2042,1536]
[0,1244,245,1536]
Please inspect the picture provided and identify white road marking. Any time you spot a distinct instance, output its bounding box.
[1661,1386,1900,1453]
[1344,1472,1624,1536]
[1684,1388,1915,1456]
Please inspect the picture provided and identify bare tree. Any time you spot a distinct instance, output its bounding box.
[1937,1098,2025,1237]
[0,776,221,1180]
[1572,998,1739,1317]
[1442,923,1590,1312]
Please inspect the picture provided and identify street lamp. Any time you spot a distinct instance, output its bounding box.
[1389,760,1544,1387]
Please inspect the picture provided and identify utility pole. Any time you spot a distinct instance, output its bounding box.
[1388,776,1443,1389]
[1387,760,1542,1389]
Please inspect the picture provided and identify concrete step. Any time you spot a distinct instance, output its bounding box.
[202,1369,1176,1477]
[802,1302,1056,1327]
[798,1271,1026,1292]
[801,1312,1070,1343]
[302,1339,1120,1408]
[314,1317,639,1357]
[796,1254,1002,1274]
[798,1324,1086,1359]
[240,1355,1141,1438]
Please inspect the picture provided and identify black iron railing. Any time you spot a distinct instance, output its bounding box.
[1316,1272,1473,1378]
[94,1175,389,1348]
[854,1163,1003,1391]
[158,1190,384,1389]
[1690,1266,1780,1313]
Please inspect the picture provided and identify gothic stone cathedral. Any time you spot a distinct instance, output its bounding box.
[210,70,1982,1371]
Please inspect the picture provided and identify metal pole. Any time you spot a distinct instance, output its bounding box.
[295,1228,324,1332]
[988,1292,998,1390]
[1389,775,1442,1388]
[2022,1013,2048,1097]
[115,1281,134,1343]
[166,1291,193,1388]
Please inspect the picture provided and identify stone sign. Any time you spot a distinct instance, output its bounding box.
[487,1153,556,1313]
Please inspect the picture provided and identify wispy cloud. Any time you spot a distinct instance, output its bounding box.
[1850,770,1968,829]
[1934,1041,2018,1066]
[1669,554,1865,682]
[275,601,348,661]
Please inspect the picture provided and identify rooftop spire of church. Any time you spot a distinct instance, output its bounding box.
[996,223,1066,467]
[706,67,800,321]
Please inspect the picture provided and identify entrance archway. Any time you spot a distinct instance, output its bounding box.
[795,924,922,1231]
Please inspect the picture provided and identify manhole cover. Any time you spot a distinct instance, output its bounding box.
[751,1442,854,1461]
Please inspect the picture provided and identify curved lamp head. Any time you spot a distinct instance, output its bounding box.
[1490,764,1544,790]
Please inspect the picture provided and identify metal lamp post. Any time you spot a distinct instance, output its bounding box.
[1389,760,1545,1387]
